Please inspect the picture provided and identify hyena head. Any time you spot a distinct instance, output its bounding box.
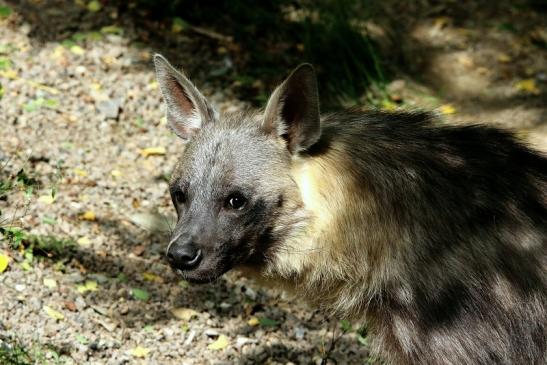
[154,54,320,283]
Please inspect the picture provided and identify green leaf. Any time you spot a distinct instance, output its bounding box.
[116,273,128,282]
[75,334,89,344]
[178,280,189,288]
[258,317,279,327]
[61,39,76,49]
[0,5,12,18]
[42,215,57,225]
[100,25,123,35]
[172,17,189,33]
[23,98,44,112]
[0,57,11,70]
[87,0,101,12]
[357,334,368,346]
[340,319,352,332]
[131,288,150,301]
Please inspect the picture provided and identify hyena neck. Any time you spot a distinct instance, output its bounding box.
[261,143,404,318]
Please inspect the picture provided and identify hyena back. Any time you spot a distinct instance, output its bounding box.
[154,54,546,364]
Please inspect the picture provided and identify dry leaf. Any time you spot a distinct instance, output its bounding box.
[38,195,55,204]
[497,53,511,63]
[70,45,85,56]
[515,79,540,95]
[142,272,163,283]
[208,335,229,350]
[139,147,166,157]
[129,212,172,233]
[64,301,77,312]
[43,306,64,320]
[131,346,150,358]
[43,278,57,288]
[439,104,456,115]
[110,169,122,177]
[0,254,9,273]
[73,168,88,177]
[76,280,98,293]
[81,211,96,221]
[171,307,199,321]
[77,236,91,246]
[247,317,260,326]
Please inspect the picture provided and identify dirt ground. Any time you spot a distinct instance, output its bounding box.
[0,1,545,364]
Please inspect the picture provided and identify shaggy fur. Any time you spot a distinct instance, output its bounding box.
[154,55,547,364]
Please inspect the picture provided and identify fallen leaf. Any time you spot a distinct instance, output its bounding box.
[70,45,85,56]
[172,17,189,33]
[439,104,456,115]
[258,317,279,327]
[247,317,259,326]
[44,305,64,320]
[100,25,123,35]
[0,5,12,18]
[497,53,511,63]
[131,346,150,358]
[208,334,229,350]
[131,288,150,301]
[77,236,91,246]
[38,195,55,204]
[80,210,96,221]
[87,0,101,12]
[0,254,9,273]
[110,169,122,177]
[515,79,540,95]
[139,147,166,157]
[171,307,199,321]
[75,334,88,344]
[64,301,77,312]
[129,212,172,233]
[76,280,98,293]
[73,168,88,177]
[142,272,163,283]
[43,278,57,288]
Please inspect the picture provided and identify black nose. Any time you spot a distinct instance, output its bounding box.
[167,243,202,269]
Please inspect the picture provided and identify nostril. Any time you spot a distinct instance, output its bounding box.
[167,244,202,269]
[186,249,201,265]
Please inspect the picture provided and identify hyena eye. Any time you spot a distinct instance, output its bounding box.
[226,193,247,210]
[174,190,186,204]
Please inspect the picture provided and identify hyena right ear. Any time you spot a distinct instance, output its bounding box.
[154,54,217,141]
[263,64,321,153]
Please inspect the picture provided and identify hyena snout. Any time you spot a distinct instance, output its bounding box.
[166,238,202,270]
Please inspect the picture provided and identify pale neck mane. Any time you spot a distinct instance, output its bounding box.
[263,142,407,317]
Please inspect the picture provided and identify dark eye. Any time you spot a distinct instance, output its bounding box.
[174,190,186,204]
[226,193,247,210]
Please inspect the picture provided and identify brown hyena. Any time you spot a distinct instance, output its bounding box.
[154,54,546,364]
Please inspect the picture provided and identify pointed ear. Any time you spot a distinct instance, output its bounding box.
[263,64,321,153]
[154,54,217,141]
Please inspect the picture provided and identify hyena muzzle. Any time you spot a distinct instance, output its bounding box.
[154,54,546,365]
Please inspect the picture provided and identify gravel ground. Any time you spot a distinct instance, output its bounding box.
[0,1,545,364]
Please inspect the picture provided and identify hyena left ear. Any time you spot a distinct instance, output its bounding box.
[263,64,321,153]
[154,54,217,141]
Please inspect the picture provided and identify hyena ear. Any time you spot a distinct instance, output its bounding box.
[263,64,321,153]
[154,54,217,141]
